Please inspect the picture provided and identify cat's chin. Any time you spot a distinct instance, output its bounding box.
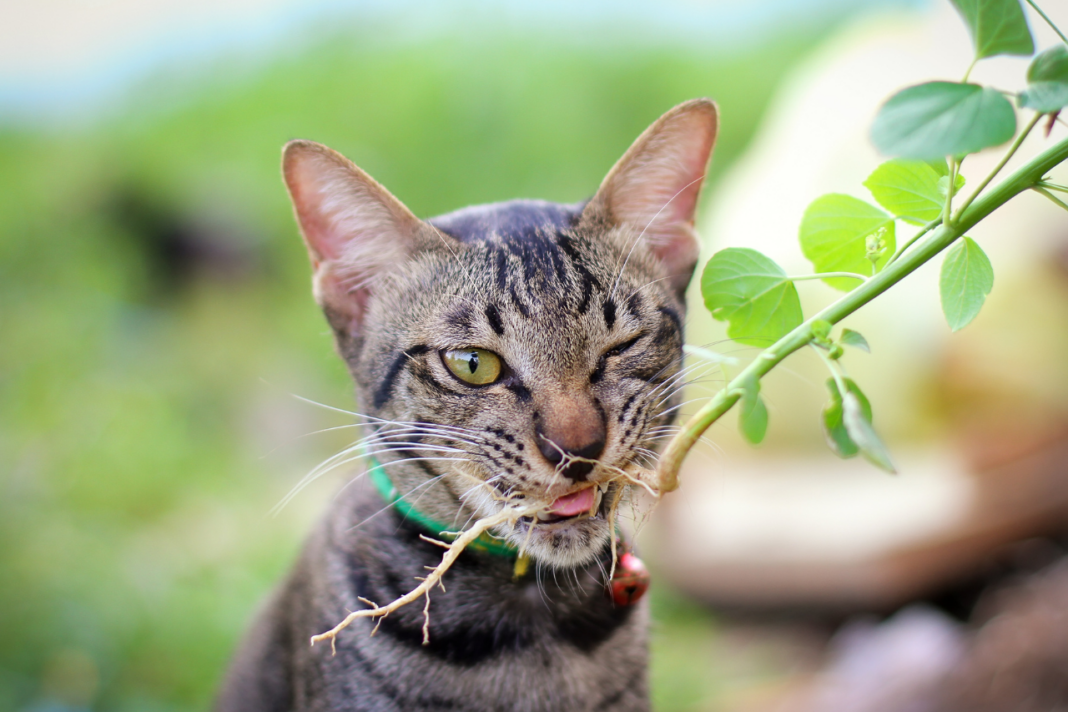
[502,489,615,570]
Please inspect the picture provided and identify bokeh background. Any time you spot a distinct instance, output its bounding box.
[7,1,1068,711]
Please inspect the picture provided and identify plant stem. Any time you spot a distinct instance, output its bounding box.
[813,345,847,393]
[954,113,1043,220]
[1025,0,1068,45]
[788,272,869,283]
[657,133,1068,493]
[1034,186,1068,212]
[1037,180,1068,193]
[943,158,958,226]
[962,58,978,83]
[887,219,941,265]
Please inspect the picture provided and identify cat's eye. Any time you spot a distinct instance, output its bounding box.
[605,335,642,358]
[442,348,502,385]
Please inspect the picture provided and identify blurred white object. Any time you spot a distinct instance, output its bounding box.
[799,606,965,712]
[685,1,1068,437]
[653,1,1068,612]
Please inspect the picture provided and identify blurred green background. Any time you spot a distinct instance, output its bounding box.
[0,3,917,710]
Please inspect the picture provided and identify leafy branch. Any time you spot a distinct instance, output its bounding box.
[656,0,1068,493]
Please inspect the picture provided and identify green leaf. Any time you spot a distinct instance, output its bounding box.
[871,82,1017,159]
[840,329,870,353]
[1019,83,1068,112]
[1019,45,1068,112]
[950,0,1034,59]
[738,379,768,445]
[810,319,832,340]
[1028,45,1068,83]
[843,388,896,473]
[864,159,964,225]
[799,194,896,290]
[701,248,804,348]
[821,378,870,458]
[940,237,994,331]
[823,378,894,472]
[925,158,951,177]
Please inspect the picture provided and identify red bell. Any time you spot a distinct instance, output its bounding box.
[610,551,650,606]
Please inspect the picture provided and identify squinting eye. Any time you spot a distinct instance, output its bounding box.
[442,348,502,385]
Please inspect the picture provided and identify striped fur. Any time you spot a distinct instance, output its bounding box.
[218,99,718,711]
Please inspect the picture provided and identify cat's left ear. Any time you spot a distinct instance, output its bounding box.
[282,140,447,338]
[584,99,718,296]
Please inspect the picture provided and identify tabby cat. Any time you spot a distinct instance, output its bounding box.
[216,99,718,712]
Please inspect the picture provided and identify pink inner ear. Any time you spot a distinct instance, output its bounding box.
[613,110,716,239]
[282,140,426,335]
[605,103,718,289]
[287,154,391,265]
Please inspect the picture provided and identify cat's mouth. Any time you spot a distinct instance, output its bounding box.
[520,483,608,527]
[502,481,617,567]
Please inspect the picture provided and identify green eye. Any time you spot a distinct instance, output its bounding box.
[442,348,502,385]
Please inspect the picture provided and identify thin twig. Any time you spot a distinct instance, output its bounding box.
[1037,180,1068,194]
[1034,186,1068,213]
[1025,0,1068,45]
[887,219,941,265]
[788,272,869,283]
[954,113,1043,220]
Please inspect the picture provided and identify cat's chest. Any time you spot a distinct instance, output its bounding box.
[304,496,651,711]
[312,599,650,712]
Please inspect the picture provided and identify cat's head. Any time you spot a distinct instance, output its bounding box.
[283,99,717,569]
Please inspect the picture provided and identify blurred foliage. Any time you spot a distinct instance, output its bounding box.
[1,22,834,712]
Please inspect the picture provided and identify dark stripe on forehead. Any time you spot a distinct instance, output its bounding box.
[602,298,617,330]
[547,238,568,284]
[485,303,504,335]
[556,233,582,261]
[577,273,594,314]
[626,291,643,318]
[557,234,604,315]
[373,344,429,409]
[495,249,509,291]
[527,230,568,285]
[506,239,538,284]
[509,285,530,317]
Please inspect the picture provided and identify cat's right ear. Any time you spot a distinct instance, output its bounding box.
[583,99,718,298]
[282,140,443,336]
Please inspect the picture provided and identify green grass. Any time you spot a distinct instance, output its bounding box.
[1,24,833,711]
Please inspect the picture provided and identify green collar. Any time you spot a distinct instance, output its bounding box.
[368,456,519,558]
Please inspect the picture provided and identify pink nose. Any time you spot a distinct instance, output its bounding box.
[534,395,606,481]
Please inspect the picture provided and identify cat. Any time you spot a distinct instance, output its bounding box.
[216,99,718,712]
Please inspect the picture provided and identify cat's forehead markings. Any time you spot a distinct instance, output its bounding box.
[602,298,617,330]
[427,199,584,243]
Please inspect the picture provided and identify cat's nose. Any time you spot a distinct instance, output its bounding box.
[534,395,606,482]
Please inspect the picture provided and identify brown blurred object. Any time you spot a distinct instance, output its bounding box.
[933,560,1068,712]
[649,416,1068,614]
[760,560,1068,712]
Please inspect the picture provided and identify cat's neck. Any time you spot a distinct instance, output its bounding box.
[323,481,634,660]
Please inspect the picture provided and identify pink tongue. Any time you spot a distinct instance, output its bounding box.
[548,487,596,517]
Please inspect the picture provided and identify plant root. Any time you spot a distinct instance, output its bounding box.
[310,463,662,654]
[310,504,537,652]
